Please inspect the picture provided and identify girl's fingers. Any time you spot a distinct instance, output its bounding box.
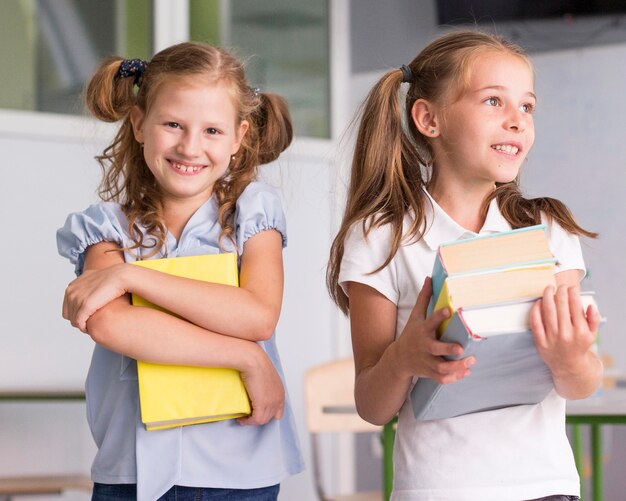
[554,285,572,339]
[409,277,433,322]
[430,339,464,358]
[422,304,450,335]
[541,286,558,335]
[77,315,88,333]
[586,304,601,334]
[567,286,585,331]
[428,358,473,383]
[530,299,546,345]
[62,295,69,320]
[238,402,283,426]
[275,404,285,420]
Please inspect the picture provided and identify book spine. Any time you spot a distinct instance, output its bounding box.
[432,280,455,337]
[431,250,447,301]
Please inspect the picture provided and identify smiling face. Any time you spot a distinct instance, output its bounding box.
[429,50,536,189]
[131,79,248,210]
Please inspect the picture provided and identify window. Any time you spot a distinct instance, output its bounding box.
[190,0,331,138]
[1,0,330,138]
[0,0,150,114]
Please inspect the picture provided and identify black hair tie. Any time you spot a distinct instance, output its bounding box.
[400,64,414,84]
[117,59,148,86]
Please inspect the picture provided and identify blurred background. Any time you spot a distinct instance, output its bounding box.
[1,1,625,500]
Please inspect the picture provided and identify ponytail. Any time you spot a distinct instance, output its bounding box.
[486,182,597,238]
[254,92,293,165]
[214,90,293,249]
[85,56,165,258]
[327,68,429,314]
[84,57,137,122]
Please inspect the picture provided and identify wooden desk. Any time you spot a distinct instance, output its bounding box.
[566,388,626,501]
[0,390,85,402]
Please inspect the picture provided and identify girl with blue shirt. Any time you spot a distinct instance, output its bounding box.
[57,42,303,501]
[328,31,602,500]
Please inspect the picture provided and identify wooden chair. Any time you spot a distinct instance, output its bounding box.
[0,474,92,500]
[304,357,382,501]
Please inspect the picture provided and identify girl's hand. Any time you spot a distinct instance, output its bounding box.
[394,277,475,384]
[63,262,130,333]
[237,350,285,426]
[531,284,601,380]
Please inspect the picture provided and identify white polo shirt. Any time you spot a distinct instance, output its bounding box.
[339,192,585,501]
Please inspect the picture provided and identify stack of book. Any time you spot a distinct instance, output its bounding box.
[131,253,251,431]
[411,225,598,421]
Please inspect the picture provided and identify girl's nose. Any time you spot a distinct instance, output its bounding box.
[505,108,527,132]
[177,132,201,157]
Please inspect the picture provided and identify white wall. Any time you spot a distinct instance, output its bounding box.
[525,43,626,373]
[0,111,106,500]
[261,139,344,501]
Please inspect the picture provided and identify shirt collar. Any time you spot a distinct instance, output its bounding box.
[422,189,512,251]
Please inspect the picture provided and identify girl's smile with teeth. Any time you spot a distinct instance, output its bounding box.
[492,144,520,155]
[170,160,205,174]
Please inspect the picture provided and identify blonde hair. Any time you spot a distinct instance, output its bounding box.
[85,42,292,256]
[328,30,596,314]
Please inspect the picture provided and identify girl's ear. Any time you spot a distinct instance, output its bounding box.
[130,106,146,144]
[411,99,440,138]
[231,119,249,155]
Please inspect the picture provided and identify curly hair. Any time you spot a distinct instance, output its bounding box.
[85,42,292,257]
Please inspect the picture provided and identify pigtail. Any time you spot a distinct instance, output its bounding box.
[327,68,428,314]
[213,90,294,251]
[84,57,136,122]
[85,55,165,258]
[485,182,598,238]
[253,92,293,165]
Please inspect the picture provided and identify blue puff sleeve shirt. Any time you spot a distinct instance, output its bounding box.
[57,182,304,501]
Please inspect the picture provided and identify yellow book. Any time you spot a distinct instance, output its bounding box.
[130,253,251,431]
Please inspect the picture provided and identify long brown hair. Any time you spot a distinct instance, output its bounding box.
[85,42,292,256]
[327,30,596,314]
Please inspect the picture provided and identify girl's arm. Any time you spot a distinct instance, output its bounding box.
[65,241,284,425]
[64,229,283,341]
[348,278,475,425]
[530,269,603,400]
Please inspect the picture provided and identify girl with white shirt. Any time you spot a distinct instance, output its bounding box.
[328,30,602,501]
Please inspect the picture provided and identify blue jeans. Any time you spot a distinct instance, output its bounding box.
[92,483,280,501]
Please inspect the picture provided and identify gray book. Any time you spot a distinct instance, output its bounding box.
[411,309,553,421]
[411,293,600,421]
